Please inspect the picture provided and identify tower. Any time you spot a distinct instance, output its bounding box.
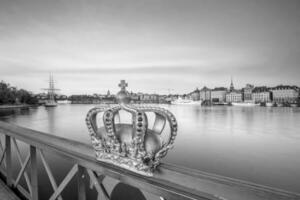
[230,76,234,92]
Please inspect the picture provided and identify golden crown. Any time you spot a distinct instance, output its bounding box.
[86,80,177,176]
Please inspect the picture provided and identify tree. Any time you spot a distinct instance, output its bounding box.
[0,80,38,105]
[0,81,15,104]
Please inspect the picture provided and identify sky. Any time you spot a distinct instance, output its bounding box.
[0,0,300,95]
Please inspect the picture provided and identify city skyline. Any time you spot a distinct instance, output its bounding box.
[1,0,300,95]
[13,77,300,96]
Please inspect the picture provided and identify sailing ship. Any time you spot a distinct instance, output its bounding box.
[43,74,59,107]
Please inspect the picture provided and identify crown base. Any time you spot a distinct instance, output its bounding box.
[95,150,153,176]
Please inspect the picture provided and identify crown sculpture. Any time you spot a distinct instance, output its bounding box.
[86,80,177,176]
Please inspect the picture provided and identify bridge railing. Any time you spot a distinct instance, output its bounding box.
[0,121,299,200]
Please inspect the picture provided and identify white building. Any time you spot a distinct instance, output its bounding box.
[270,85,299,103]
[252,87,272,103]
[226,91,243,103]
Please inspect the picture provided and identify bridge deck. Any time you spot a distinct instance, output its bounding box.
[0,179,20,200]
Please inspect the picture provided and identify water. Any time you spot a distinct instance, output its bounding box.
[1,104,300,194]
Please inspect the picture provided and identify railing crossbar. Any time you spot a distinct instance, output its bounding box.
[49,164,78,200]
[0,138,4,152]
[0,147,6,167]
[0,166,31,199]
[39,150,63,200]
[15,153,30,188]
[87,169,109,200]
[0,139,6,168]
[12,138,32,195]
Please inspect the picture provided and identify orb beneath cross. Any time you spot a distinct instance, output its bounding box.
[116,80,131,104]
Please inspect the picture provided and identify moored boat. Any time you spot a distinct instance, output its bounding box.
[45,100,57,107]
[212,102,228,106]
[277,103,283,107]
[171,98,202,105]
[57,100,71,104]
[232,102,260,107]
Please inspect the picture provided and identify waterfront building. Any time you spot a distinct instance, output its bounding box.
[270,85,299,103]
[226,90,243,103]
[130,92,140,103]
[158,95,169,104]
[225,77,242,103]
[200,86,211,101]
[229,77,234,92]
[187,88,200,101]
[35,93,47,100]
[139,93,159,103]
[70,95,94,104]
[211,87,227,103]
[252,86,272,103]
[35,93,48,104]
[101,96,116,104]
[165,94,178,103]
[242,84,254,102]
[55,94,68,101]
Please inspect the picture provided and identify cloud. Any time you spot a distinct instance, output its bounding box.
[1,0,300,94]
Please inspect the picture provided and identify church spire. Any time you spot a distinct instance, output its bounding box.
[230,76,234,92]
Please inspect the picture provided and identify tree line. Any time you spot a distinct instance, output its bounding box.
[0,81,38,105]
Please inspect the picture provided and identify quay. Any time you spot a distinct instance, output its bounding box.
[0,121,299,200]
[0,105,31,110]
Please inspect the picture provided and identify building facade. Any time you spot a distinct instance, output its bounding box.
[211,87,227,103]
[139,93,159,103]
[187,88,200,101]
[130,92,140,103]
[158,95,168,103]
[270,85,299,103]
[243,84,254,101]
[252,87,272,103]
[226,91,243,103]
[200,86,211,101]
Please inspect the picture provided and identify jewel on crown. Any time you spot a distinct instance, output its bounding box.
[86,80,177,176]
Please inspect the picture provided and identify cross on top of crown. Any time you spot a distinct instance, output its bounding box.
[118,80,128,91]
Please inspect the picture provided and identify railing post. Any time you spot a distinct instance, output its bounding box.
[77,165,86,200]
[5,135,12,187]
[30,145,38,200]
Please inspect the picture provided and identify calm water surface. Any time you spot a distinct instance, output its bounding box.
[1,104,300,194]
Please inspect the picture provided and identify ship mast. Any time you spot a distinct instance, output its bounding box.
[49,74,55,101]
[43,74,60,102]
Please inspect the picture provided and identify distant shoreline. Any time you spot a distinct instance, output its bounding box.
[0,104,34,110]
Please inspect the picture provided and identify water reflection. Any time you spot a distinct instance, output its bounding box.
[1,105,300,194]
[45,107,56,134]
[0,108,31,119]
